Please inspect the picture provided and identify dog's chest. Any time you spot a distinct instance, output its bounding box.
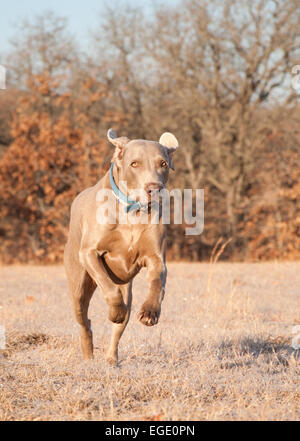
[127,226,141,252]
[103,225,146,277]
[116,225,144,259]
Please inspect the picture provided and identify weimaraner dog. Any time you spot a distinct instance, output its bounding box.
[64,129,179,364]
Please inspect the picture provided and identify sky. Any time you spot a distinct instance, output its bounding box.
[0,0,175,54]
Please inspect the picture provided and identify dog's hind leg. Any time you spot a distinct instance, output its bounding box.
[72,272,96,360]
[65,245,96,360]
[106,281,132,366]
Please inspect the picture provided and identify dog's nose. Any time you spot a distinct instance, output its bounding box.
[144,182,163,195]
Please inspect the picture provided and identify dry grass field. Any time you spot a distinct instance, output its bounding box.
[0,262,299,421]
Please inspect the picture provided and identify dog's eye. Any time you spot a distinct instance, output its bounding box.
[131,161,138,168]
[161,160,167,168]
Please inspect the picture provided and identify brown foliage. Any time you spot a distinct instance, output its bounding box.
[243,118,300,260]
[0,1,300,263]
[0,72,112,263]
[0,88,18,152]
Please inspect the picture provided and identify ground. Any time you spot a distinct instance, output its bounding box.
[0,262,299,421]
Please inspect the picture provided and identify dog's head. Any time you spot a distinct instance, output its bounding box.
[107,129,179,201]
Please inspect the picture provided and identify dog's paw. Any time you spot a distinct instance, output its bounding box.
[108,303,127,324]
[105,354,118,367]
[138,303,160,326]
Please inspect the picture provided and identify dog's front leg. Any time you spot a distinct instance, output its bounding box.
[79,246,127,324]
[138,256,166,326]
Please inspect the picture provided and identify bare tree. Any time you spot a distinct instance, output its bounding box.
[92,5,148,138]
[6,11,77,88]
[142,0,300,247]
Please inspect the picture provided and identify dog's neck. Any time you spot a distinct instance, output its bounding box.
[108,162,145,213]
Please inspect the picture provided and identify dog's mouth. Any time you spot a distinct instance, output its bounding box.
[146,187,163,199]
[128,187,164,211]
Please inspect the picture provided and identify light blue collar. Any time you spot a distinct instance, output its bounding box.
[109,162,144,213]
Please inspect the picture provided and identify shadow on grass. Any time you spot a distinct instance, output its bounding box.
[217,336,299,369]
[240,336,297,357]
[1,332,71,358]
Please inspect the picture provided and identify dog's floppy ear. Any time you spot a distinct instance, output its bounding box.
[107,128,130,165]
[159,132,179,170]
